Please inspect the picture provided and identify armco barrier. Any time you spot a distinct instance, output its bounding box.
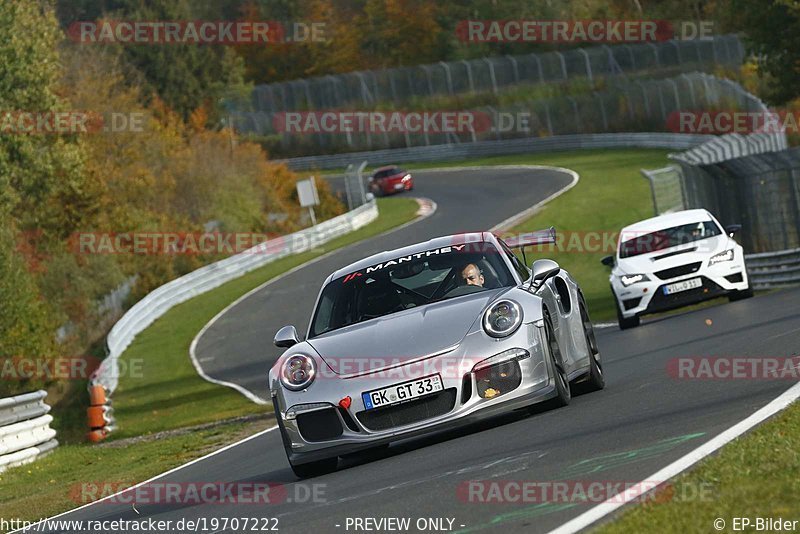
[746,248,800,290]
[0,391,58,472]
[89,200,379,436]
[280,132,715,171]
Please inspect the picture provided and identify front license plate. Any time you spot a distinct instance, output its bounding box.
[362,374,443,410]
[663,277,702,295]
[394,183,404,190]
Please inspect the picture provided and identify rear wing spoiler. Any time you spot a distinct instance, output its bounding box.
[503,227,556,248]
[499,227,556,265]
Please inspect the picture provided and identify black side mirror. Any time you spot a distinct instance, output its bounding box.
[530,259,560,290]
[274,325,300,348]
[601,255,614,267]
[725,224,742,237]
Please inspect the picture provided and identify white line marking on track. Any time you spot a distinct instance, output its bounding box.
[766,325,800,340]
[547,380,800,534]
[11,425,279,534]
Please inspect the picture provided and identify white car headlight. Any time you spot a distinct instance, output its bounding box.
[280,354,317,391]
[709,249,734,266]
[483,300,523,338]
[619,273,650,287]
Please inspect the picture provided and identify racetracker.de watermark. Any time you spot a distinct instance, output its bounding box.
[0,356,143,381]
[69,481,326,505]
[457,479,714,503]
[668,356,800,380]
[274,111,493,135]
[0,111,145,135]
[456,20,714,43]
[67,20,327,45]
[72,231,290,256]
[667,110,800,135]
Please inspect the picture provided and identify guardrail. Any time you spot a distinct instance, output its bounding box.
[0,390,58,472]
[746,248,800,289]
[90,200,379,431]
[281,132,716,171]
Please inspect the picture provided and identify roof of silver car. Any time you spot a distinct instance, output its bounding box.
[328,231,494,281]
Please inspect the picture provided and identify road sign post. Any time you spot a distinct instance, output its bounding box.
[296,176,320,227]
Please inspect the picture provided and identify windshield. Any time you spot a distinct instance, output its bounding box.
[619,220,722,258]
[310,242,514,337]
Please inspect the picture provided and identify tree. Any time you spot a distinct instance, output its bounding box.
[0,0,96,239]
[724,0,800,104]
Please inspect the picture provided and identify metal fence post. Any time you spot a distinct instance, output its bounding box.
[344,163,354,210]
[578,48,593,86]
[357,161,368,207]
[484,58,499,94]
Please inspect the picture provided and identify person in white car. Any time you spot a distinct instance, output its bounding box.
[602,208,752,330]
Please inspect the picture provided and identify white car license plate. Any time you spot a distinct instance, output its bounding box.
[394,183,404,190]
[362,374,443,410]
[663,277,702,295]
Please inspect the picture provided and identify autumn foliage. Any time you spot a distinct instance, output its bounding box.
[0,1,342,397]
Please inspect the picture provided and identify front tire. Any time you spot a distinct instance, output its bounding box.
[289,457,338,479]
[544,313,571,407]
[728,285,754,301]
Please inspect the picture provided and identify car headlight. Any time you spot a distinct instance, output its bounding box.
[280,354,316,391]
[472,348,530,371]
[709,249,734,266]
[483,300,523,338]
[619,273,650,287]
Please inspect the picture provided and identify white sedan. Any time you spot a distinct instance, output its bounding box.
[602,209,752,329]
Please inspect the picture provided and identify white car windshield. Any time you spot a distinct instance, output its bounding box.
[619,220,722,258]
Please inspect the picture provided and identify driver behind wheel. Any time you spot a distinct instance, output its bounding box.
[460,263,484,288]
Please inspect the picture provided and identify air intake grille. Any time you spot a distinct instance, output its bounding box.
[654,262,702,280]
[296,408,344,442]
[356,389,457,431]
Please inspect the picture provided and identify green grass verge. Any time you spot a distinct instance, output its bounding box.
[0,419,271,523]
[598,400,800,533]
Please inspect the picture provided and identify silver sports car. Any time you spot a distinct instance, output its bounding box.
[269,230,604,477]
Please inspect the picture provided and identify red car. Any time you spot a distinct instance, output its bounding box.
[368,165,414,196]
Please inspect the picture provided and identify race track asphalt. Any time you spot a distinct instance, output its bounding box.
[38,167,800,534]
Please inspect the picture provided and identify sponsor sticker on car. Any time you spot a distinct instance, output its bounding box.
[362,374,443,410]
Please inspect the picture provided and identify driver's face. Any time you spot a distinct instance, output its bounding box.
[461,264,484,287]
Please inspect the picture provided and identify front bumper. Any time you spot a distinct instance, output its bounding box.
[271,324,556,465]
[613,258,749,318]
